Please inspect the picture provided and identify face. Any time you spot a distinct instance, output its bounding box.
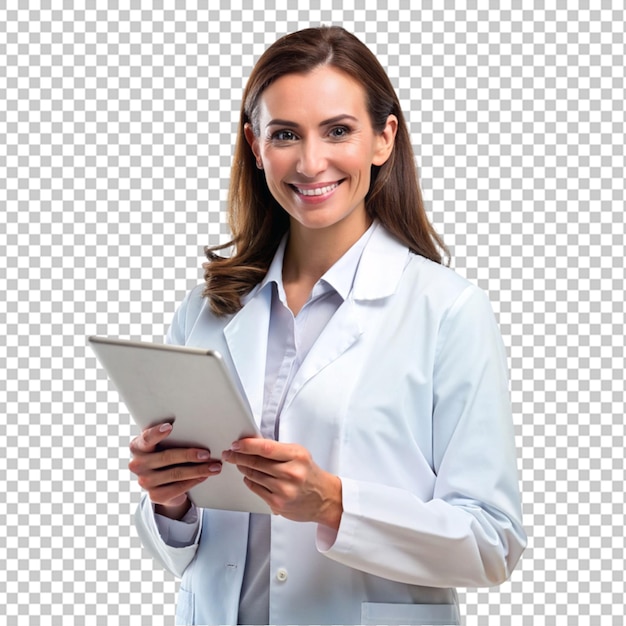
[245,65,397,238]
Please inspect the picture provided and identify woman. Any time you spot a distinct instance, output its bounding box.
[129,26,526,626]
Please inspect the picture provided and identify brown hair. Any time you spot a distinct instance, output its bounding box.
[203,26,449,316]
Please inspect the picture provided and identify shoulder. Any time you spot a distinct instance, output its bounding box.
[402,252,485,310]
[405,255,504,350]
[407,253,471,295]
[178,283,208,320]
[166,283,224,345]
[393,252,503,346]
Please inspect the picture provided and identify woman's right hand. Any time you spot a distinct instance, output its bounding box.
[128,422,222,520]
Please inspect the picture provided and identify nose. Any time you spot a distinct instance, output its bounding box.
[296,138,327,178]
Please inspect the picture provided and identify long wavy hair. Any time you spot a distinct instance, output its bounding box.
[203,26,449,316]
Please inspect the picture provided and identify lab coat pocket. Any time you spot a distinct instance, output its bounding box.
[175,587,194,625]
[361,602,460,625]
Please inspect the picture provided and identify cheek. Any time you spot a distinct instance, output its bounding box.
[262,153,290,182]
[341,145,375,177]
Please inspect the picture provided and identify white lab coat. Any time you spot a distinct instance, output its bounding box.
[135,224,526,625]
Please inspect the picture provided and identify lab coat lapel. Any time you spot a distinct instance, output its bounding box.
[282,225,410,412]
[223,285,271,426]
[282,296,363,411]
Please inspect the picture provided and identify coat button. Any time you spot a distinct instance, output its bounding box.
[276,567,288,582]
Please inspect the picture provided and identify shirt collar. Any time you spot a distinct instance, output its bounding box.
[257,222,376,303]
[319,222,375,300]
[257,235,288,294]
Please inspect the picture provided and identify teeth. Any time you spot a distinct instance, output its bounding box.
[295,182,339,196]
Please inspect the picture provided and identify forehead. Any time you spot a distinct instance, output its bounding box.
[256,65,369,122]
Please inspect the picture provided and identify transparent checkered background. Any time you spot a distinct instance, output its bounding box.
[1,2,624,625]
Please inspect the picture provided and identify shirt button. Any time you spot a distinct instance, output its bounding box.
[276,567,288,582]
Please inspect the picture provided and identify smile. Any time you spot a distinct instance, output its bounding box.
[291,181,342,196]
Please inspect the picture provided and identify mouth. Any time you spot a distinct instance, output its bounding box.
[289,180,344,197]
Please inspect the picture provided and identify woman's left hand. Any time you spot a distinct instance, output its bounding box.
[222,438,342,529]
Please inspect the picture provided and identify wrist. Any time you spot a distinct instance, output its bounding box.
[154,496,192,521]
[318,474,343,531]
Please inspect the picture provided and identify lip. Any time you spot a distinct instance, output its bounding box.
[289,180,344,203]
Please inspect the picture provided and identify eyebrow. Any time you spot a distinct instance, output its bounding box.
[266,114,359,129]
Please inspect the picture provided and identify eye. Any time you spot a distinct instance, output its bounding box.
[271,130,298,142]
[329,126,350,139]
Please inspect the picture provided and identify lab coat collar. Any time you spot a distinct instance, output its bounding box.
[352,222,410,301]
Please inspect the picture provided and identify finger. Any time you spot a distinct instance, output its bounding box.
[130,422,174,455]
[228,438,297,462]
[242,475,273,498]
[221,450,282,480]
[236,463,286,494]
[148,476,209,506]
[136,461,221,490]
[241,476,284,517]
[235,458,309,496]
[131,447,216,474]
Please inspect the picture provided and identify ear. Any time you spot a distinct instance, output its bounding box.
[244,123,262,165]
[372,114,398,166]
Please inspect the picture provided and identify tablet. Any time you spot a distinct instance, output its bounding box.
[88,336,271,514]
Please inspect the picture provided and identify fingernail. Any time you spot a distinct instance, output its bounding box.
[230,441,241,451]
[209,463,222,473]
[159,423,173,432]
[197,450,211,460]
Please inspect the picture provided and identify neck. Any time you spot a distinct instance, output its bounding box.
[283,215,372,284]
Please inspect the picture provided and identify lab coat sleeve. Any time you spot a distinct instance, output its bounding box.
[318,285,526,588]
[134,493,203,578]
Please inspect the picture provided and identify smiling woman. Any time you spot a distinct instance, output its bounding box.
[129,25,526,626]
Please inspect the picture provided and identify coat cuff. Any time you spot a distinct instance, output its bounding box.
[134,493,202,578]
[153,502,202,548]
